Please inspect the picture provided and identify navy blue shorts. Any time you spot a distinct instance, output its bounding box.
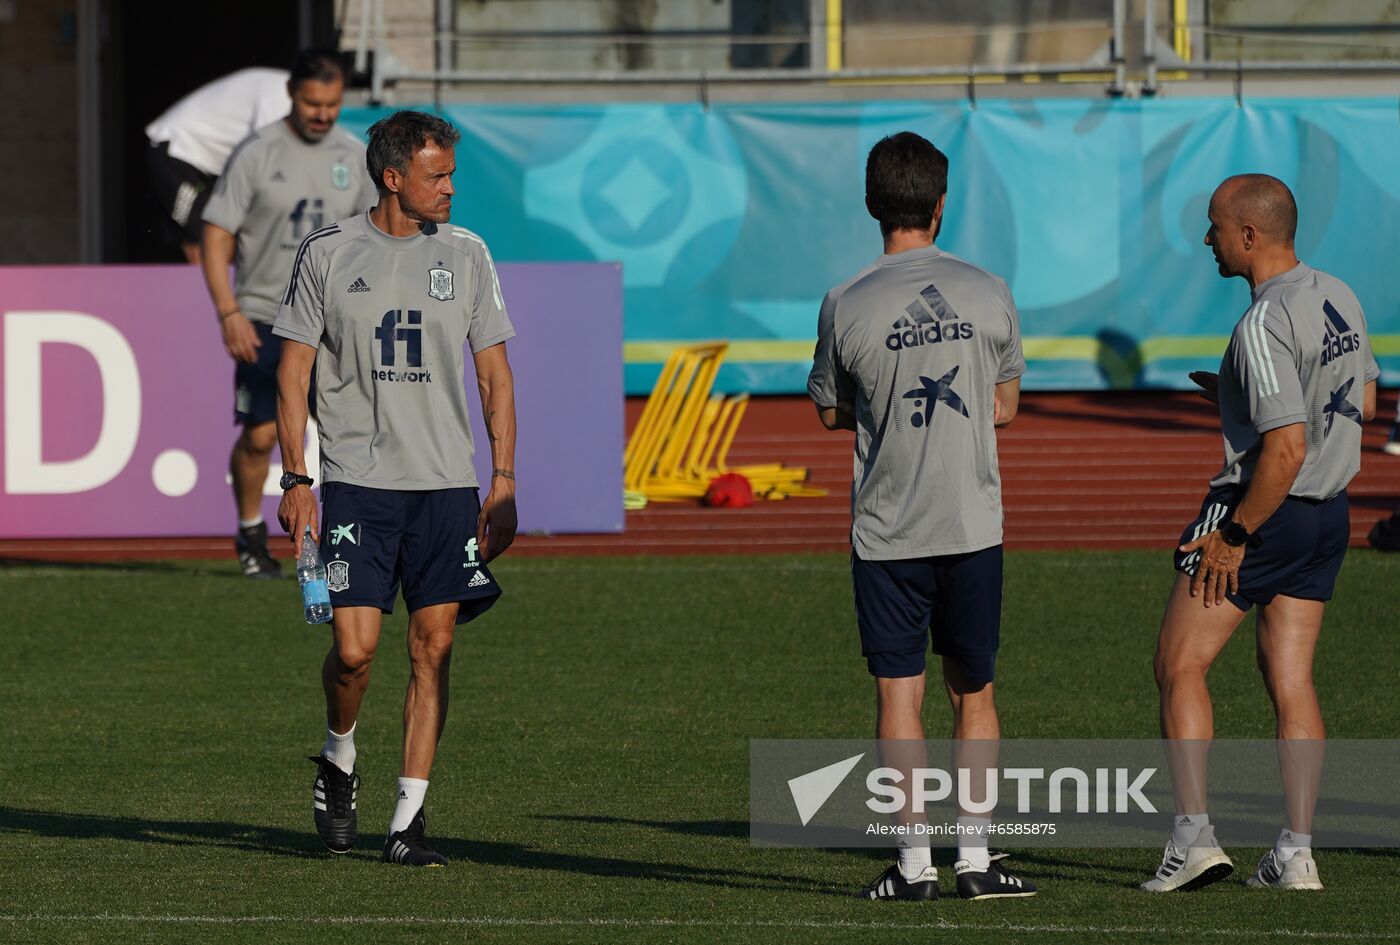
[234,322,280,426]
[851,545,1003,683]
[1174,486,1349,610]
[319,483,502,624]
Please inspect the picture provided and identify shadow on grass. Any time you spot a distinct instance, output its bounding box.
[0,806,339,861]
[0,558,249,579]
[0,806,848,895]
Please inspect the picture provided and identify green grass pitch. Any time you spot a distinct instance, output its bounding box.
[1,550,1397,944]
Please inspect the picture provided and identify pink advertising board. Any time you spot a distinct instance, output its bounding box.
[0,264,623,539]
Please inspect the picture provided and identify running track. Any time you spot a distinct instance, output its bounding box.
[3,392,1395,562]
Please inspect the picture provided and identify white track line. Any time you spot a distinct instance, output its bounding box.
[0,916,1395,938]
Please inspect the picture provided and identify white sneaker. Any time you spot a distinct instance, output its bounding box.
[1247,849,1323,890]
[1140,824,1234,892]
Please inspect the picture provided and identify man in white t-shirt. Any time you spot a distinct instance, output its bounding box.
[145,67,290,263]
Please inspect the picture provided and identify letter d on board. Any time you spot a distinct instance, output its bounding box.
[4,312,141,493]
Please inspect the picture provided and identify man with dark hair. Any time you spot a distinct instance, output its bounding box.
[1143,174,1378,892]
[809,131,1034,901]
[274,110,517,867]
[201,50,377,579]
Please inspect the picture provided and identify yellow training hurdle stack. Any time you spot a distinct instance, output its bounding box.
[623,343,825,508]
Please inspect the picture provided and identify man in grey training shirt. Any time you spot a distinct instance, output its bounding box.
[201,49,377,579]
[1143,175,1378,893]
[809,132,1034,901]
[274,110,518,867]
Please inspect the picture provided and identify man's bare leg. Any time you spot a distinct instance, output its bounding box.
[231,420,280,578]
[1255,594,1325,882]
[1143,573,1247,891]
[309,605,382,853]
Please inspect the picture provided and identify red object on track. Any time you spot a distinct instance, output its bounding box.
[703,473,755,509]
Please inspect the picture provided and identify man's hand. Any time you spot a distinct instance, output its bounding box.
[1179,529,1245,607]
[277,485,318,557]
[221,310,262,363]
[477,480,517,563]
[1189,371,1220,406]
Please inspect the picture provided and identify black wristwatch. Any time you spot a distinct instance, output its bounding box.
[279,471,314,491]
[1219,520,1251,547]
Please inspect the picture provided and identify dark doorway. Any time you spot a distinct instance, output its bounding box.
[100,0,335,262]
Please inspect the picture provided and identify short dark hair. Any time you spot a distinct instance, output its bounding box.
[865,132,949,236]
[289,48,345,88]
[365,111,462,196]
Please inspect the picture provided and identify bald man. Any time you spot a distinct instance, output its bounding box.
[1141,175,1379,893]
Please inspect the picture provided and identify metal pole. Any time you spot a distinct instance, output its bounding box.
[370,0,386,104]
[1143,0,1159,96]
[353,0,371,73]
[1110,0,1126,96]
[436,0,452,72]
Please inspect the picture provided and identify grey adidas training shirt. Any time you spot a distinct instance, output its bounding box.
[273,213,516,490]
[1213,262,1379,501]
[809,244,1025,560]
[203,120,377,323]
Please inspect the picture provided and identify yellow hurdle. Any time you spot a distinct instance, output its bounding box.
[622,343,826,505]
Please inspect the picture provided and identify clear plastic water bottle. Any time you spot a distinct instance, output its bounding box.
[297,526,333,624]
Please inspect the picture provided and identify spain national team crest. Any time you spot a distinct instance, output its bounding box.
[428,267,454,301]
[330,162,351,191]
[327,560,350,592]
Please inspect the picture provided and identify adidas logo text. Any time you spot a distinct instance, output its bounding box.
[1321,300,1359,367]
[887,318,973,351]
[468,571,490,588]
[347,277,372,293]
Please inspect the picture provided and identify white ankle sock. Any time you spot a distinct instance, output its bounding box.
[957,816,992,870]
[896,840,932,881]
[1276,828,1311,861]
[238,516,264,529]
[390,778,429,835]
[322,723,356,774]
[1172,812,1208,848]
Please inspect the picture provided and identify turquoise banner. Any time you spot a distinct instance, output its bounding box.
[341,98,1400,394]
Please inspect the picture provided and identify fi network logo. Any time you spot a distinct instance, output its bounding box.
[373,310,432,383]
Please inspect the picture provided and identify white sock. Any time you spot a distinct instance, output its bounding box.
[238,516,264,529]
[896,839,932,882]
[321,723,356,774]
[1172,812,1208,848]
[957,816,992,870]
[1276,828,1311,861]
[390,778,429,835]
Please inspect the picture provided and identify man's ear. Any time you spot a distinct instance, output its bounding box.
[932,192,947,225]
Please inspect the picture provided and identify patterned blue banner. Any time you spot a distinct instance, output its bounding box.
[342,98,1400,394]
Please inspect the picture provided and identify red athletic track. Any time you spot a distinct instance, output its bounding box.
[2,392,1396,562]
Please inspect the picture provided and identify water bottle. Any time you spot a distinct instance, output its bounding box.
[297,526,333,624]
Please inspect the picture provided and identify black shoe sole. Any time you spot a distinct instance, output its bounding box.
[1176,862,1234,892]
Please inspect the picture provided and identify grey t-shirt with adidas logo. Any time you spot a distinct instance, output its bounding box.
[808,244,1025,560]
[272,212,516,490]
[1212,262,1379,500]
[203,120,377,323]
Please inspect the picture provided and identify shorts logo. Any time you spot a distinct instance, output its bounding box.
[429,268,454,301]
[886,284,974,351]
[235,384,252,415]
[468,570,491,588]
[463,538,479,567]
[327,559,350,592]
[903,365,971,430]
[330,523,359,546]
[331,163,351,191]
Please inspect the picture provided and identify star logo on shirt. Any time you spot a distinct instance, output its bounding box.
[902,366,971,430]
[1323,378,1361,435]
